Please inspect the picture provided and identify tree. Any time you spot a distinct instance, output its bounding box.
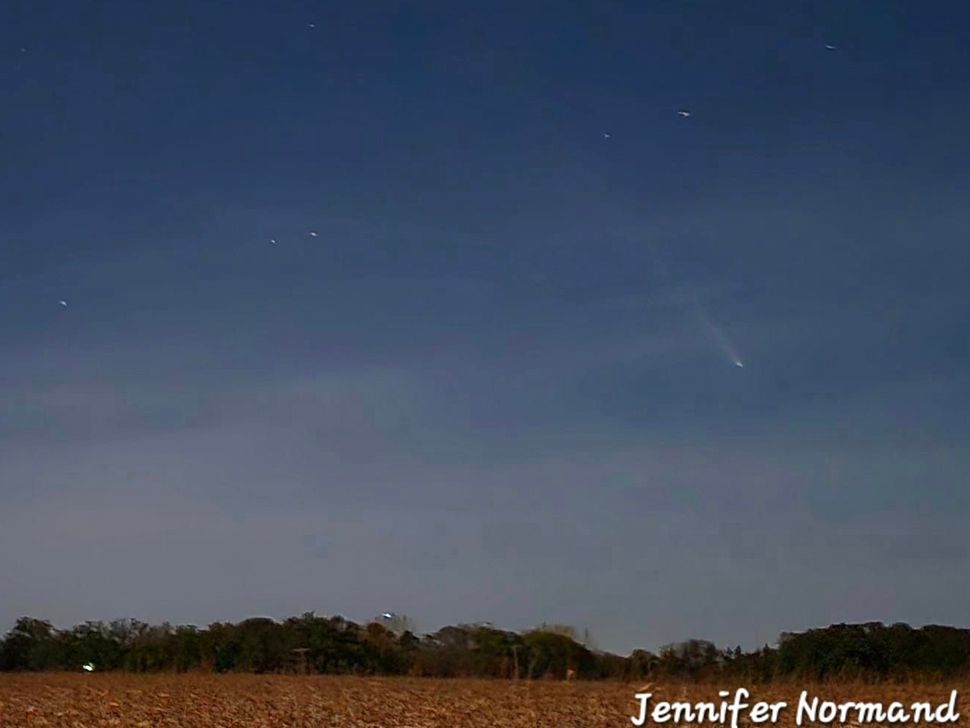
[235,618,288,673]
[371,613,415,637]
[523,629,594,679]
[0,618,61,671]
[68,621,124,671]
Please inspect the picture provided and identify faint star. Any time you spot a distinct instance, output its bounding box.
[602,132,611,139]
[677,110,691,118]
[270,238,277,244]
[58,300,68,307]
[825,44,837,50]
[308,22,316,29]
[309,231,318,238]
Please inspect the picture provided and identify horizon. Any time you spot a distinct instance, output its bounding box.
[3,0,969,656]
[7,613,970,658]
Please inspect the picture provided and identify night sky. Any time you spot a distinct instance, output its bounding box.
[2,1,970,654]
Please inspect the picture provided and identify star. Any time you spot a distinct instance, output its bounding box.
[825,44,837,50]
[58,300,68,307]
[270,238,277,244]
[601,132,611,139]
[309,231,318,238]
[677,110,691,118]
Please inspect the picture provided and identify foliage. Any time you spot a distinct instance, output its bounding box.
[4,615,970,681]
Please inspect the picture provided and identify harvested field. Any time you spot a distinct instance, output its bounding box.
[0,674,963,727]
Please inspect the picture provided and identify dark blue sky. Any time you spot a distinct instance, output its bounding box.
[2,0,969,653]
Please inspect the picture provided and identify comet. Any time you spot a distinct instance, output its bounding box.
[646,248,746,370]
[694,305,745,370]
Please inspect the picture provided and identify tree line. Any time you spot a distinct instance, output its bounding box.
[3,615,970,681]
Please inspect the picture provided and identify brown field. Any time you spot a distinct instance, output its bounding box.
[0,674,963,727]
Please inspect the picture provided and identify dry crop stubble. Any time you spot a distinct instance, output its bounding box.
[0,674,964,727]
